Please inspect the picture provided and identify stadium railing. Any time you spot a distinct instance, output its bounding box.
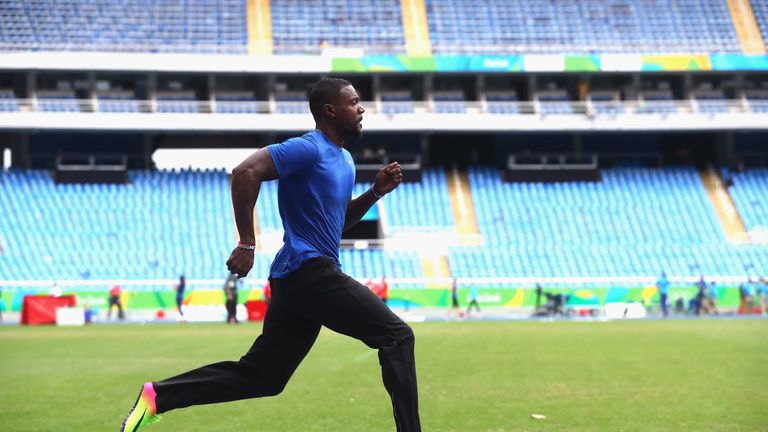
[1,99,757,116]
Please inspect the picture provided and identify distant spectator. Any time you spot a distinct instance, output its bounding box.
[223,273,240,324]
[0,287,4,322]
[108,284,125,320]
[534,283,543,314]
[263,279,271,304]
[448,277,463,319]
[703,281,718,315]
[49,281,62,297]
[656,272,670,317]
[694,275,707,316]
[738,279,755,314]
[175,275,186,321]
[466,284,480,316]
[378,277,389,304]
[756,277,767,316]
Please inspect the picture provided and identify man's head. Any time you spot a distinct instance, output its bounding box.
[309,77,365,140]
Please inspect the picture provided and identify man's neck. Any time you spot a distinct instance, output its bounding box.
[316,125,344,147]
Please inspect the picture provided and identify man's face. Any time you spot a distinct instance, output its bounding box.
[333,85,365,139]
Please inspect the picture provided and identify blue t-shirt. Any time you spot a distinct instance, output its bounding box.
[657,277,670,295]
[267,130,355,278]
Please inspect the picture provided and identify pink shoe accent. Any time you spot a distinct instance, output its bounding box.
[142,382,158,414]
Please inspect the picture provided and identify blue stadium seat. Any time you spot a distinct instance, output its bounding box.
[449,167,768,278]
[425,0,741,55]
[728,169,768,232]
[271,0,406,54]
[215,92,260,114]
[485,92,520,115]
[0,0,247,54]
[0,89,20,112]
[380,91,415,115]
[96,91,140,113]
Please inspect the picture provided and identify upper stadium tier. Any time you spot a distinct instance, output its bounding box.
[0,0,766,55]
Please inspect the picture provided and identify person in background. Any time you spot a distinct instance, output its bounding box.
[263,279,271,305]
[656,272,670,318]
[0,287,4,322]
[755,277,767,316]
[108,284,125,321]
[704,281,718,315]
[49,280,62,297]
[534,283,543,315]
[448,277,463,319]
[378,277,389,304]
[223,273,240,324]
[175,275,186,321]
[466,284,480,317]
[694,275,707,316]
[739,278,755,314]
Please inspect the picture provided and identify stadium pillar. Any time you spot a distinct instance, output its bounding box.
[143,134,153,169]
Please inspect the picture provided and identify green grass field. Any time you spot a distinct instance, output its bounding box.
[1,319,766,431]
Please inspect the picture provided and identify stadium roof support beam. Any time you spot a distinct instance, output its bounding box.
[400,0,433,57]
[725,0,766,54]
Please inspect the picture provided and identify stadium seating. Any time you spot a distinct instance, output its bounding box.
[36,90,81,112]
[694,90,730,114]
[274,92,310,114]
[537,90,574,115]
[270,0,406,54]
[589,91,624,116]
[728,169,768,232]
[425,0,742,54]
[433,91,467,114]
[96,91,140,113]
[374,168,454,234]
[0,89,19,112]
[750,0,768,43]
[485,92,520,115]
[380,91,416,115]
[745,90,768,113]
[2,166,767,282]
[0,0,247,54]
[215,92,261,114]
[0,169,233,280]
[0,0,757,55]
[453,167,768,279]
[156,91,199,113]
[639,90,678,114]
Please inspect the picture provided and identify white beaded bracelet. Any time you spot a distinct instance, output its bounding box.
[237,242,256,251]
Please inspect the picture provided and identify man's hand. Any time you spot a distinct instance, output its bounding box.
[226,247,254,278]
[373,162,403,196]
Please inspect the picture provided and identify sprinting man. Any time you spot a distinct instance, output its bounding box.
[120,78,421,431]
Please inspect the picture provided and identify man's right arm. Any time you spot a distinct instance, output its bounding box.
[226,147,279,277]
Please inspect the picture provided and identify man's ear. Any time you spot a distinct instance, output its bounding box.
[324,103,335,118]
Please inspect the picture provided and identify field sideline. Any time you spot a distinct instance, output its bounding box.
[1,320,766,431]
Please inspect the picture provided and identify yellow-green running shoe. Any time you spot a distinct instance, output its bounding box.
[120,382,160,431]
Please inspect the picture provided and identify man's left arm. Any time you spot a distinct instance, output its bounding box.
[344,162,402,231]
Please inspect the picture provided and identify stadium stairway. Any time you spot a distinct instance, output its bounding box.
[726,0,766,54]
[247,0,274,55]
[447,167,481,244]
[700,167,749,243]
[420,254,450,288]
[400,0,433,56]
